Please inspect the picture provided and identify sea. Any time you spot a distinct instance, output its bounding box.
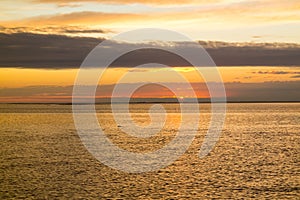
[0,103,299,199]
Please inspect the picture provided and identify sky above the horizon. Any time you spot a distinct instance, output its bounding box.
[0,0,299,102]
[1,0,300,42]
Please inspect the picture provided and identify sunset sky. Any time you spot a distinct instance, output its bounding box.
[0,0,299,102]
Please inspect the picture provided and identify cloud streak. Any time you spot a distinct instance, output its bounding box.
[253,71,300,75]
[0,25,111,35]
[33,0,221,6]
[1,81,299,102]
[0,12,144,27]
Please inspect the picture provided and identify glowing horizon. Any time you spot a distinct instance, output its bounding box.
[0,0,299,102]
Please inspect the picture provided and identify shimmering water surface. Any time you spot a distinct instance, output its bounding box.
[0,103,299,199]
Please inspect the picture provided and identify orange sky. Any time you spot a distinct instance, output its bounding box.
[1,67,300,88]
[0,66,299,102]
[0,0,299,102]
[1,0,300,42]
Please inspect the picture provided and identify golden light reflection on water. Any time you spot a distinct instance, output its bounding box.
[0,103,299,198]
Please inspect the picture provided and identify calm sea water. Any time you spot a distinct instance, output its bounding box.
[0,103,299,199]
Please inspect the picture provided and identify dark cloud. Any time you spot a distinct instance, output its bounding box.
[224,81,300,102]
[0,85,72,97]
[0,26,110,34]
[290,75,300,78]
[0,32,102,68]
[253,71,300,75]
[63,29,106,33]
[0,32,300,68]
[252,35,262,39]
[203,42,300,66]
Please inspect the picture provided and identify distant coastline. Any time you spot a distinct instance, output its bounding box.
[1,100,300,105]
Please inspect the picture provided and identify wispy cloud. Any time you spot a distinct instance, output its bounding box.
[0,11,144,27]
[32,0,222,6]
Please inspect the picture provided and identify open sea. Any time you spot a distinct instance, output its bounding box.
[0,103,299,199]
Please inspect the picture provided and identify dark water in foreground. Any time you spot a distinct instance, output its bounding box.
[0,103,299,199]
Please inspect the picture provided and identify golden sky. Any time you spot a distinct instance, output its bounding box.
[1,0,300,42]
[0,0,299,102]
